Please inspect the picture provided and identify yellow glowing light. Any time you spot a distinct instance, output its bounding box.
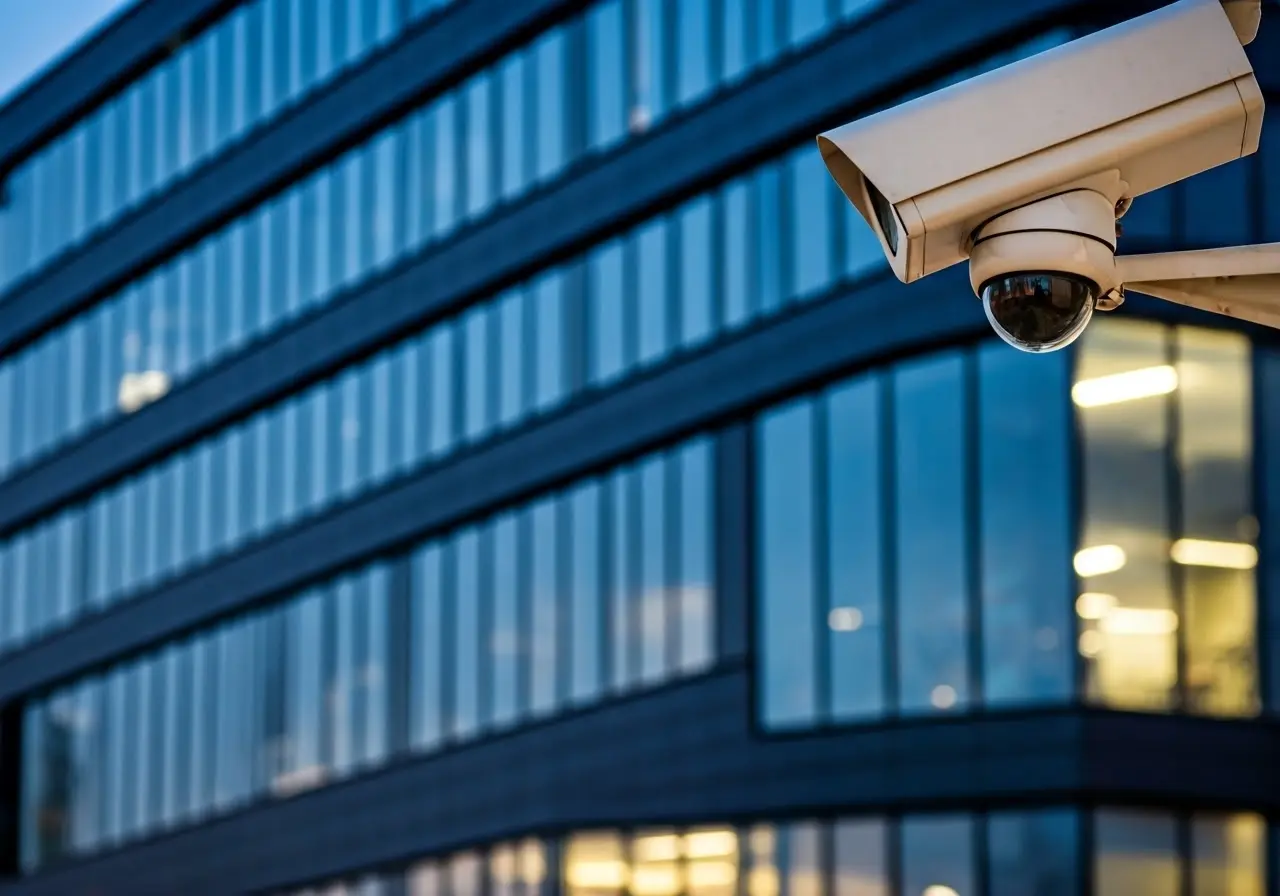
[684,831,738,859]
[748,867,779,896]
[1078,630,1103,658]
[923,887,961,896]
[634,835,681,862]
[1075,592,1117,620]
[930,684,958,710]
[1071,364,1178,408]
[686,862,739,888]
[631,865,681,896]
[566,861,629,889]
[1074,545,1126,577]
[828,607,864,632]
[1099,607,1179,636]
[1170,538,1258,570]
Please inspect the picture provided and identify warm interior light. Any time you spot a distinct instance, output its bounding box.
[1078,630,1103,658]
[1098,607,1179,636]
[1071,364,1178,408]
[828,607,863,632]
[686,862,738,888]
[1074,545,1127,577]
[930,684,957,710]
[923,886,961,896]
[684,831,738,859]
[566,860,629,889]
[634,835,681,862]
[1170,538,1258,570]
[1075,592,1117,620]
[747,867,779,896]
[631,864,681,896]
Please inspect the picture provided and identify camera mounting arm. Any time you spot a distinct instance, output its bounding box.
[1112,243,1280,329]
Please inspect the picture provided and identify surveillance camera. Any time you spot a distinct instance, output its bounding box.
[818,0,1280,353]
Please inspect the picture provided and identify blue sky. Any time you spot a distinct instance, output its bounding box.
[0,0,132,103]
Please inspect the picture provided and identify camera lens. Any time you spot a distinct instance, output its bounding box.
[865,178,899,256]
[980,272,1097,353]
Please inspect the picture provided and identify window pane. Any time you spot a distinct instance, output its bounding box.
[722,180,751,329]
[901,816,974,896]
[677,0,711,106]
[285,589,325,795]
[1077,320,1175,711]
[826,377,884,720]
[362,566,390,767]
[498,288,527,427]
[833,820,888,896]
[790,0,829,46]
[588,0,626,150]
[491,513,522,727]
[1176,327,1256,716]
[609,469,635,691]
[639,457,667,684]
[678,439,714,673]
[465,75,493,219]
[679,197,713,349]
[589,241,626,386]
[430,326,456,457]
[632,0,667,131]
[434,95,459,237]
[755,166,784,313]
[464,306,491,442]
[535,272,565,411]
[894,353,970,715]
[411,545,444,750]
[637,220,669,365]
[758,400,817,727]
[987,810,1078,896]
[530,499,560,714]
[1192,813,1265,896]
[454,530,480,739]
[790,147,833,300]
[500,54,528,200]
[534,30,566,182]
[571,481,602,703]
[1095,809,1180,896]
[979,342,1073,705]
[1182,161,1252,246]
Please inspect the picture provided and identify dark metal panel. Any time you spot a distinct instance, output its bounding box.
[0,266,990,705]
[0,0,580,350]
[4,671,1279,896]
[0,0,237,177]
[0,0,1090,536]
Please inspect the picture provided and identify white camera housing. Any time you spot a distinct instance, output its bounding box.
[818,0,1280,352]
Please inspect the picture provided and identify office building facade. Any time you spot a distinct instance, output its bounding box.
[0,0,1279,892]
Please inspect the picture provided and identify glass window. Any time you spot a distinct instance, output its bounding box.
[722,180,752,329]
[497,288,528,428]
[638,457,667,684]
[330,578,357,777]
[534,272,565,411]
[434,95,460,237]
[678,440,714,673]
[987,810,1078,896]
[491,513,522,727]
[362,566,390,767]
[826,377,885,720]
[530,499,560,715]
[790,0,829,46]
[755,0,782,73]
[978,342,1073,705]
[411,545,445,751]
[901,816,974,896]
[1119,185,1174,244]
[466,75,494,219]
[398,339,424,471]
[895,353,970,715]
[588,0,626,151]
[833,820,888,896]
[534,30,567,182]
[429,325,457,458]
[790,147,834,300]
[1192,813,1265,895]
[370,353,393,485]
[454,531,481,739]
[609,468,635,691]
[677,0,711,107]
[632,0,667,132]
[679,197,713,349]
[1077,320,1176,711]
[755,165,784,314]
[499,54,528,201]
[282,588,325,796]
[1182,160,1252,247]
[464,305,491,442]
[637,219,669,365]
[589,240,627,386]
[1095,809,1180,896]
[1176,328,1256,716]
[570,481,603,703]
[758,399,817,727]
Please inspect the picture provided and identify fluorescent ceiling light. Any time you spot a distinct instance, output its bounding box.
[1071,364,1178,408]
[1099,607,1179,636]
[1170,538,1258,570]
[1076,592,1117,620]
[1074,545,1127,577]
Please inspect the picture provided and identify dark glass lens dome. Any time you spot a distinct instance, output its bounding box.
[865,178,898,256]
[980,272,1098,353]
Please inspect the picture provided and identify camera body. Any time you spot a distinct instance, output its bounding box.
[818,0,1267,351]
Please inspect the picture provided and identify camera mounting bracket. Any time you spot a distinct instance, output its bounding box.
[1113,243,1280,328]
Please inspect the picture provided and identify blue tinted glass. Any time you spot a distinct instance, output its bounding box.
[498,288,527,427]
[826,377,885,720]
[454,530,480,739]
[466,76,493,219]
[1095,810,1180,895]
[755,165,784,313]
[491,514,521,727]
[589,241,626,385]
[588,1,626,150]
[633,0,667,130]
[639,458,667,684]
[902,817,975,896]
[789,0,829,46]
[535,31,566,182]
[363,567,390,766]
[722,180,752,328]
[434,96,459,236]
[464,306,491,442]
[894,353,970,715]
[677,440,714,673]
[499,55,528,200]
[988,810,1079,896]
[430,326,456,457]
[530,499,560,714]
[679,197,713,348]
[978,342,1072,706]
[535,272,565,411]
[411,545,444,750]
[790,148,833,300]
[570,481,602,703]
[677,0,711,106]
[636,220,669,365]
[757,0,781,62]
[1183,159,1253,246]
[758,400,817,727]
[609,469,634,691]
[722,0,747,81]
[1119,186,1173,245]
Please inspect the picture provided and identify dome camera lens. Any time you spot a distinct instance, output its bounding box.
[980,272,1097,353]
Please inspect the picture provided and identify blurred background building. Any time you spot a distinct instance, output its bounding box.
[0,0,1278,893]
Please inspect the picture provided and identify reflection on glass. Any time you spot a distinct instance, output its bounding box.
[901,816,974,896]
[987,810,1077,896]
[1095,809,1180,896]
[1192,813,1265,896]
[833,821,887,896]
